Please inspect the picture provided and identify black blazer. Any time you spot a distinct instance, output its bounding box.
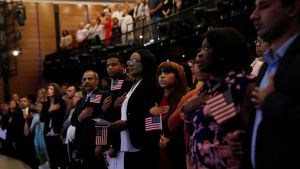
[7,107,34,144]
[125,77,158,149]
[41,98,66,135]
[245,34,300,169]
[70,88,108,158]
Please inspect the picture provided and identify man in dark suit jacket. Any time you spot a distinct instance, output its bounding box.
[17,96,39,169]
[102,53,134,157]
[71,70,108,169]
[245,0,300,169]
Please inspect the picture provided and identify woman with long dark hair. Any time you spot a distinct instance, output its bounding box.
[40,82,66,169]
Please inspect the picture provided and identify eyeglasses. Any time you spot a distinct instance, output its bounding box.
[254,37,268,47]
[127,58,141,65]
[254,39,262,47]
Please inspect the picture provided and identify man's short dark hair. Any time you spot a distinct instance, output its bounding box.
[61,82,69,88]
[69,84,81,92]
[106,53,125,65]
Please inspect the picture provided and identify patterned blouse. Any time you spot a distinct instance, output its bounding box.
[189,71,251,169]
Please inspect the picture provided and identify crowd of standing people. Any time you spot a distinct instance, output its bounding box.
[1,0,300,169]
[59,0,196,50]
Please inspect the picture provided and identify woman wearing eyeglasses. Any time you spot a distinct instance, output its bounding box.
[109,49,159,169]
[251,37,270,76]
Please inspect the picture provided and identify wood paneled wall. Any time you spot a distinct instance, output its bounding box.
[58,4,105,48]
[0,2,120,103]
[4,3,42,103]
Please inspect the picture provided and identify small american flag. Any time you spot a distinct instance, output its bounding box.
[206,89,237,124]
[111,79,124,90]
[90,94,102,103]
[95,126,108,145]
[145,115,162,132]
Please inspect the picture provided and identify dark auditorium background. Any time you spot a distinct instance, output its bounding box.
[0,0,256,104]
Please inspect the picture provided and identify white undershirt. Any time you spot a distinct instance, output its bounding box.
[120,79,142,152]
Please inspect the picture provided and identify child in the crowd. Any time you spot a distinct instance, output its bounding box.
[30,101,49,168]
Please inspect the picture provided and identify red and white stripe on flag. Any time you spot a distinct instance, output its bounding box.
[145,115,162,132]
[112,80,124,90]
[206,92,237,124]
[95,126,108,145]
[90,94,102,103]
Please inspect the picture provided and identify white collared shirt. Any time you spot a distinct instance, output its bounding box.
[22,107,29,116]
